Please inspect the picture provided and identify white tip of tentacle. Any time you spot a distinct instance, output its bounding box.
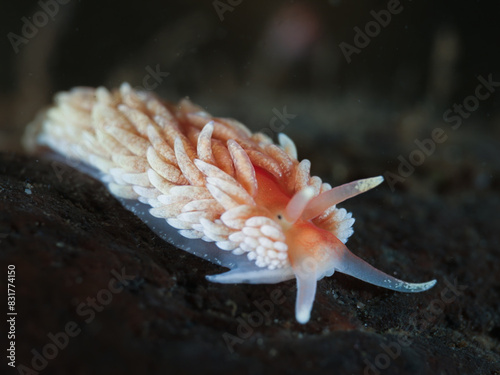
[296,307,310,325]
[302,176,384,221]
[284,186,316,223]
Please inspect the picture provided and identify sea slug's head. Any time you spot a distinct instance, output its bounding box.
[253,167,382,322]
[279,215,348,323]
[253,167,435,324]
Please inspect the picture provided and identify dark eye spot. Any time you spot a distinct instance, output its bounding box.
[277,214,283,220]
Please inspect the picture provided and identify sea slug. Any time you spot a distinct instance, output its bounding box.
[23,83,436,323]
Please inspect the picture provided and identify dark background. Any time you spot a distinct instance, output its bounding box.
[1,1,499,374]
[1,0,500,193]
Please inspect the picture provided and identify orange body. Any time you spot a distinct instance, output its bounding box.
[254,166,342,270]
[25,84,436,324]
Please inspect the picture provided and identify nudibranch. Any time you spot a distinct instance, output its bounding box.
[23,83,436,324]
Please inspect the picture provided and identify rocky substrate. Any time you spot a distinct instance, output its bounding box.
[0,152,499,375]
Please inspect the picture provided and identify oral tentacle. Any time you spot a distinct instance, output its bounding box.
[294,264,318,324]
[284,186,316,223]
[334,242,437,292]
[302,176,384,221]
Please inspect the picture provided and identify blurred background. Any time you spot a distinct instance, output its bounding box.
[1,0,499,193]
